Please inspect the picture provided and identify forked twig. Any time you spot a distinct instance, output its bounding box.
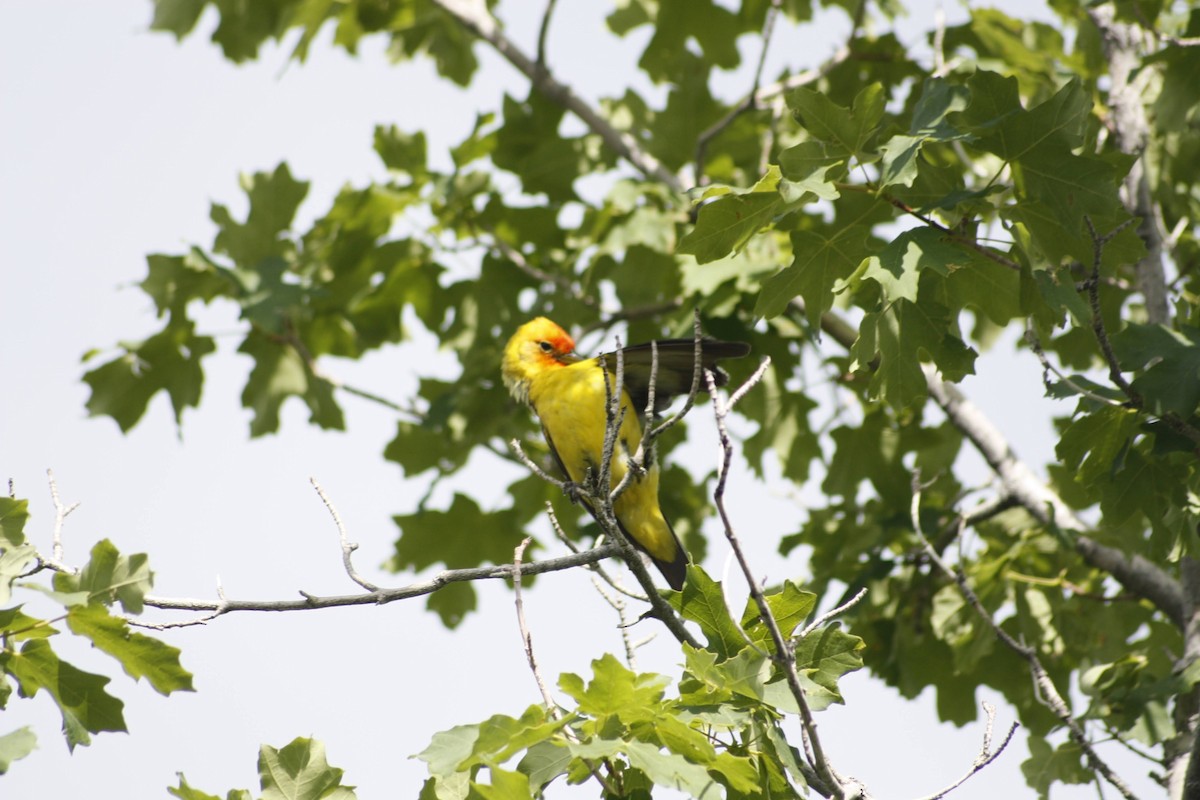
[910,474,1140,800]
[311,478,379,592]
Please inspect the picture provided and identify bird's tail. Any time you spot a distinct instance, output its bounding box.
[618,516,688,591]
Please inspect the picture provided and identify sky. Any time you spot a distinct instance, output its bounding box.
[0,1,1161,798]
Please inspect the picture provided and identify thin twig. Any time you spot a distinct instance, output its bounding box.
[549,502,649,602]
[513,537,557,710]
[1083,216,1200,450]
[1023,324,1120,407]
[708,360,844,799]
[311,478,379,592]
[909,702,1020,800]
[799,588,867,639]
[910,476,1141,800]
[534,0,558,69]
[694,0,783,184]
[591,575,645,670]
[47,469,79,565]
[510,537,621,796]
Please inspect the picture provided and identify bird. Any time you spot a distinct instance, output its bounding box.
[501,317,751,590]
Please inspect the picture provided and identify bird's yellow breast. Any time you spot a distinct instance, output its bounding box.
[527,361,675,562]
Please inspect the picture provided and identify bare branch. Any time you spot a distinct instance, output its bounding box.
[708,362,845,799]
[310,478,379,592]
[513,537,557,711]
[47,469,79,566]
[140,544,623,625]
[909,702,1020,800]
[799,588,867,639]
[1089,3,1171,325]
[432,0,682,191]
[911,478,1141,800]
[922,364,1186,627]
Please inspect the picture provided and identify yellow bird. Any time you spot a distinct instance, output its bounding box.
[502,317,750,589]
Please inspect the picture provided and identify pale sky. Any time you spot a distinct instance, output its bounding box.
[1,2,1158,798]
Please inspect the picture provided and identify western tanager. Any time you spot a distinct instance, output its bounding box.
[501,317,750,589]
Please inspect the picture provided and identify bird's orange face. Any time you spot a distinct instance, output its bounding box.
[501,317,580,403]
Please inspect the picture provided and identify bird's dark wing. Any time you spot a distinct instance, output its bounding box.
[595,338,751,412]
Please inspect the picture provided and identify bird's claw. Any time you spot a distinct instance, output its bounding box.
[562,480,585,505]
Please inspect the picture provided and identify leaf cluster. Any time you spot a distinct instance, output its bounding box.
[0,496,193,772]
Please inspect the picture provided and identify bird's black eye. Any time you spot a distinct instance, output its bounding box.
[538,341,554,353]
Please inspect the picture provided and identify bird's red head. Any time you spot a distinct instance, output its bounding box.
[501,317,580,402]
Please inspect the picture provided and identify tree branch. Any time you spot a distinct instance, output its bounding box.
[708,359,847,800]
[137,545,622,627]
[797,298,1187,628]
[1090,3,1171,326]
[911,479,1140,800]
[432,0,682,192]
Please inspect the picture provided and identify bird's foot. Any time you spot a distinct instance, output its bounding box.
[561,480,585,505]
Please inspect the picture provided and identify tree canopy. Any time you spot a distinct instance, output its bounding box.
[3,0,1200,797]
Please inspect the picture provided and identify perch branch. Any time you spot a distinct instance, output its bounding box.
[709,359,846,799]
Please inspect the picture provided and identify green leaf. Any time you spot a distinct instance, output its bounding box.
[0,727,36,774]
[425,581,477,630]
[212,164,309,267]
[391,494,530,572]
[259,737,356,800]
[777,141,844,201]
[879,78,971,188]
[238,329,345,437]
[859,227,959,303]
[788,84,885,158]
[637,0,742,82]
[567,738,720,798]
[493,92,581,202]
[1021,737,1091,797]
[149,0,206,39]
[0,545,37,605]
[66,605,194,695]
[741,580,816,648]
[54,539,153,614]
[678,169,784,264]
[558,653,670,722]
[0,607,57,642]
[756,224,868,322]
[471,766,533,800]
[670,565,747,660]
[852,298,977,410]
[140,251,234,318]
[168,774,227,800]
[794,623,864,702]
[375,125,428,179]
[1112,323,1200,416]
[4,639,127,750]
[516,740,571,792]
[0,497,30,547]
[83,318,216,433]
[1056,405,1142,489]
